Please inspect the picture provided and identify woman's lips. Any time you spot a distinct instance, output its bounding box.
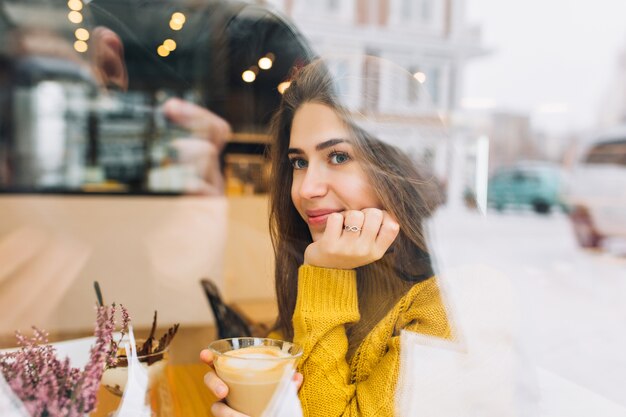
[305,210,341,226]
[307,213,331,226]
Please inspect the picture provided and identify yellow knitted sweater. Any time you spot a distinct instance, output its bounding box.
[293,265,451,417]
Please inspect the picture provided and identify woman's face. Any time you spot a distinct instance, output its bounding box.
[289,102,382,242]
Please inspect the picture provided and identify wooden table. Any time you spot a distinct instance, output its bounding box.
[91,363,218,417]
[88,298,278,416]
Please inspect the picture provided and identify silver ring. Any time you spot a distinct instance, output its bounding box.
[344,225,362,233]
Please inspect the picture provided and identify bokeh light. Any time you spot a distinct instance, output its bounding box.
[169,20,183,31]
[413,71,426,84]
[73,40,88,53]
[157,45,170,57]
[75,28,89,41]
[171,12,186,24]
[163,39,177,51]
[242,70,256,83]
[67,0,83,11]
[258,57,273,70]
[277,81,291,94]
[68,11,83,24]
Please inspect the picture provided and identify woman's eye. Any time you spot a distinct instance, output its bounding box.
[289,158,308,169]
[329,152,350,165]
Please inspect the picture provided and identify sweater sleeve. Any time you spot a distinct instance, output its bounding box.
[293,265,386,417]
[292,265,451,417]
[292,265,359,417]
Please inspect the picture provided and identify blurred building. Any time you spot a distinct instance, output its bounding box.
[491,111,536,169]
[455,110,535,170]
[265,0,484,113]
[598,42,626,128]
[532,130,581,164]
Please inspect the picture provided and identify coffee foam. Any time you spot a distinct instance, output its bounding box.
[218,346,291,372]
[215,346,295,387]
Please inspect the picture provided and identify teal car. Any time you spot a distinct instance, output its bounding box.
[488,163,566,214]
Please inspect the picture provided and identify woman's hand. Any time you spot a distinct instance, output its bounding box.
[200,349,304,417]
[303,208,400,270]
[200,349,238,417]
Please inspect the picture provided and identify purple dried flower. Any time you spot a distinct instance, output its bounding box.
[121,305,130,334]
[0,304,132,417]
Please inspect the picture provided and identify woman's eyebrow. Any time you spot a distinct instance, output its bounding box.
[287,139,347,155]
[315,138,346,151]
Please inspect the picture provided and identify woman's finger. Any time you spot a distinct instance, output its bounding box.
[204,371,229,399]
[293,372,304,390]
[211,401,250,417]
[374,211,400,255]
[359,208,384,242]
[199,349,215,366]
[342,210,365,238]
[324,212,344,240]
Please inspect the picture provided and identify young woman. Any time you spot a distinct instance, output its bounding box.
[202,60,451,417]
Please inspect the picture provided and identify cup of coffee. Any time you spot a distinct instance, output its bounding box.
[208,337,303,417]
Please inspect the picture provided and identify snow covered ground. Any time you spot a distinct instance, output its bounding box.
[429,207,626,415]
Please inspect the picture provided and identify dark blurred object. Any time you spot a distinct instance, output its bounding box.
[201,278,254,339]
[569,206,603,249]
[565,128,626,248]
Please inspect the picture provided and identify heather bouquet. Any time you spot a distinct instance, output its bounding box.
[0,304,130,417]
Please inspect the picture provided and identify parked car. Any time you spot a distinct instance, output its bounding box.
[565,127,626,248]
[487,162,567,214]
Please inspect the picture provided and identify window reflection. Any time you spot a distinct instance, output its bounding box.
[0,0,313,195]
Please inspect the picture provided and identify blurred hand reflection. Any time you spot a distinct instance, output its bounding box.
[162,98,231,196]
[90,26,128,91]
[90,27,232,196]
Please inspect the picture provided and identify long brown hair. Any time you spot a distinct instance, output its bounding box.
[268,60,439,355]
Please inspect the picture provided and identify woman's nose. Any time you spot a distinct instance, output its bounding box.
[298,164,328,199]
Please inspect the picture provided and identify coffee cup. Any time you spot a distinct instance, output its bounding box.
[207,337,302,417]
